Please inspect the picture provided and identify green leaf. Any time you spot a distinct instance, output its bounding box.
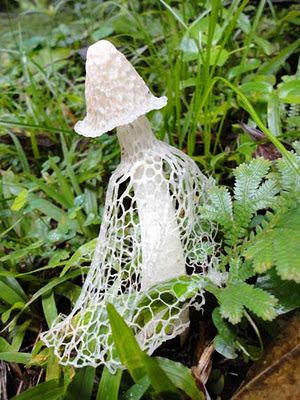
[65,367,95,400]
[6,132,30,173]
[157,357,204,400]
[239,82,273,101]
[136,275,206,327]
[218,282,278,324]
[233,158,271,205]
[254,37,273,56]
[256,269,300,313]
[212,308,236,343]
[0,241,44,263]
[29,175,70,209]
[228,59,260,80]
[10,380,63,400]
[107,303,148,381]
[0,268,27,300]
[54,282,81,304]
[232,158,278,231]
[107,303,178,396]
[0,352,32,363]
[9,269,84,328]
[122,376,150,400]
[11,189,28,212]
[0,338,11,352]
[277,152,300,192]
[11,320,31,351]
[245,206,300,282]
[183,46,229,65]
[46,349,61,382]
[42,290,58,328]
[96,367,122,400]
[218,286,244,324]
[29,198,67,222]
[92,25,114,41]
[0,280,26,305]
[31,47,71,73]
[200,186,233,227]
[48,158,74,207]
[228,259,256,283]
[258,38,300,75]
[61,238,97,276]
[267,92,282,136]
[140,357,180,398]
[277,80,300,104]
[213,335,237,359]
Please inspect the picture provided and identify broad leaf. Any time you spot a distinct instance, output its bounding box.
[157,357,204,400]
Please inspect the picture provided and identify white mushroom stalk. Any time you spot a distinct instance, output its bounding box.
[117,119,186,290]
[41,41,217,372]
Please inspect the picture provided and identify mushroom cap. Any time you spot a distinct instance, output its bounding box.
[74,40,167,137]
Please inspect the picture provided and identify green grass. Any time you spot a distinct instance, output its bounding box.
[0,0,300,398]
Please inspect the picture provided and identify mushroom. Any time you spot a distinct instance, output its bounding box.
[41,40,217,372]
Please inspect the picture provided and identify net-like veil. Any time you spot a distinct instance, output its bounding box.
[41,116,217,372]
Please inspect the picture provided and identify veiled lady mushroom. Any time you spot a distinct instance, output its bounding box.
[41,40,217,372]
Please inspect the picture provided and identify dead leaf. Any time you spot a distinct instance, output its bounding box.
[238,122,265,141]
[232,314,300,399]
[254,143,281,161]
[192,343,214,386]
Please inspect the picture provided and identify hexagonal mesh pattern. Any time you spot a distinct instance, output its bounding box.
[41,116,217,372]
[74,40,167,137]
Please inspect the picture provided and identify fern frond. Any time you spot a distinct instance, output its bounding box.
[200,186,233,228]
[277,153,300,193]
[292,141,300,155]
[245,204,300,282]
[228,259,256,283]
[232,158,278,233]
[252,178,279,211]
[233,158,271,205]
[276,149,300,193]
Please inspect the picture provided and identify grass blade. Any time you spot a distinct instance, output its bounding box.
[107,303,178,396]
[29,175,71,209]
[65,367,95,400]
[122,375,150,400]
[0,352,32,364]
[201,77,300,172]
[96,367,122,400]
[10,380,63,400]
[258,38,300,75]
[42,290,58,328]
[107,303,147,382]
[0,119,73,135]
[7,132,30,173]
[0,280,26,305]
[48,158,74,207]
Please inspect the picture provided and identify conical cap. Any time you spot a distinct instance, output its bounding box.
[74,40,167,137]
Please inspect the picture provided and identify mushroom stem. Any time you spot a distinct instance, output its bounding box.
[117,116,185,290]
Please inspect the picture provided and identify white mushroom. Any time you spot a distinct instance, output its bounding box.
[41,40,217,372]
[74,40,167,137]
